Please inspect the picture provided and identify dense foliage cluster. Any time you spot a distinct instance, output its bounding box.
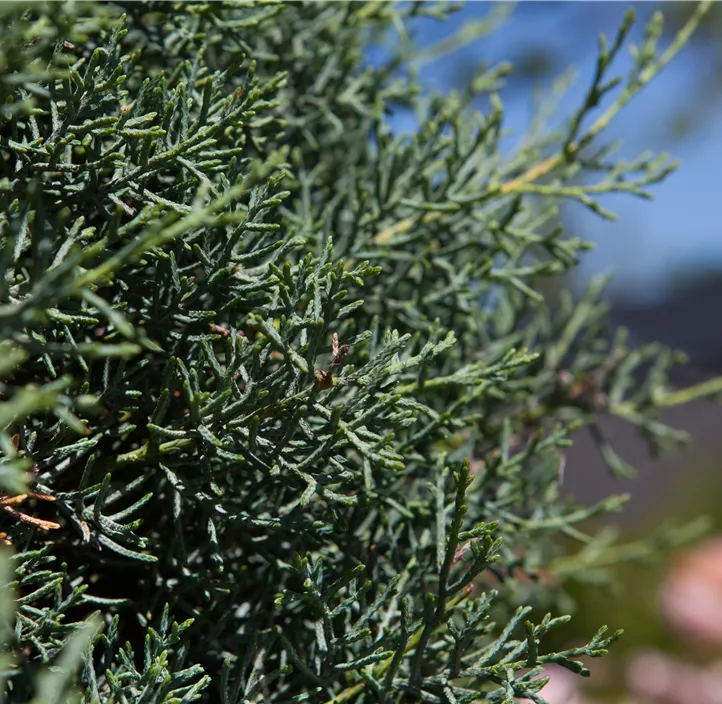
[0,2,718,702]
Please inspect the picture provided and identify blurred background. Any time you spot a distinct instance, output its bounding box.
[382,3,722,702]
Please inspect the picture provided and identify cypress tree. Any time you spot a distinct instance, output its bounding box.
[0,2,718,701]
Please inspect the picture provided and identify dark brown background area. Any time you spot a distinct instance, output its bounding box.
[563,277,722,522]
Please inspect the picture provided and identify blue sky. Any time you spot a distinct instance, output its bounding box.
[380,3,722,306]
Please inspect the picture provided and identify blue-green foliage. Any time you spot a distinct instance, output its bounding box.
[0,1,716,702]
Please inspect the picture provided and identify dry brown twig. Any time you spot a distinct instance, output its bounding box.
[316,333,351,390]
[0,492,60,545]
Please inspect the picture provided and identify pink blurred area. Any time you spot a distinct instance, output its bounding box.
[533,666,590,704]
[626,652,722,704]
[661,537,722,645]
